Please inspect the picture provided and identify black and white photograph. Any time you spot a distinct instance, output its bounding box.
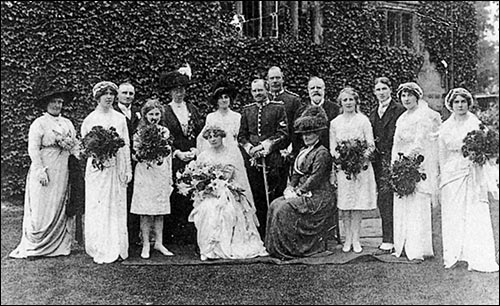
[1,1,499,304]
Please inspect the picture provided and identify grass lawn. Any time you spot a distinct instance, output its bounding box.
[1,198,498,305]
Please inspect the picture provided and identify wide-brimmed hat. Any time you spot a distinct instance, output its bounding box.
[294,105,328,134]
[33,78,75,108]
[159,64,193,90]
[209,79,237,106]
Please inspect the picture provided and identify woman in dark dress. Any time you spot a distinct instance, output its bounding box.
[265,106,335,259]
[159,66,204,244]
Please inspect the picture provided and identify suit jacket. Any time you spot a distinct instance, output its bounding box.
[369,99,405,170]
[113,103,141,144]
[293,99,340,156]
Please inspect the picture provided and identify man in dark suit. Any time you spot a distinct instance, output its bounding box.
[239,79,289,238]
[293,76,339,157]
[369,77,405,254]
[114,82,141,246]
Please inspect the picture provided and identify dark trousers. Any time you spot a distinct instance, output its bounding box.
[373,157,394,244]
[163,190,196,245]
[247,161,288,239]
[127,170,140,246]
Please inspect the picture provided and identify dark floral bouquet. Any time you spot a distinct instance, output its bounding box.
[385,153,427,198]
[333,138,372,180]
[461,124,499,166]
[81,126,125,171]
[176,161,244,202]
[134,125,173,169]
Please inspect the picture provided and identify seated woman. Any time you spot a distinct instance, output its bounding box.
[188,125,268,261]
[265,106,335,260]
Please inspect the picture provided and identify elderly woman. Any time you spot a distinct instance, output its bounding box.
[391,82,441,261]
[265,106,335,260]
[159,67,204,245]
[81,81,132,264]
[10,83,77,259]
[438,88,499,272]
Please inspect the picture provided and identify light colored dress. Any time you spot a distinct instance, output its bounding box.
[196,109,256,222]
[439,112,499,272]
[130,125,173,215]
[392,103,441,260]
[188,145,267,260]
[330,113,377,210]
[81,109,131,264]
[10,113,76,258]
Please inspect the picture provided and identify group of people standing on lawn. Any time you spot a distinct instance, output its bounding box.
[9,64,499,273]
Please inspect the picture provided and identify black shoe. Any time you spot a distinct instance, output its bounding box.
[373,248,394,255]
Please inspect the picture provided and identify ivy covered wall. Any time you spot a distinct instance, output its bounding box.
[2,1,477,198]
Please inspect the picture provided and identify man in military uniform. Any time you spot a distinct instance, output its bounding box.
[267,66,302,155]
[114,82,142,246]
[293,76,339,157]
[239,79,289,238]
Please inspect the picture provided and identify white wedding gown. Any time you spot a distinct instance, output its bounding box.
[188,144,267,260]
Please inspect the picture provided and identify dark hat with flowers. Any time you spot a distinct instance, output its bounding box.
[159,63,193,91]
[209,79,237,106]
[33,76,75,108]
[294,105,329,134]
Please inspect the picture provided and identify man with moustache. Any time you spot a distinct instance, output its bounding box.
[114,82,142,246]
[267,66,302,151]
[293,76,339,157]
[238,79,289,238]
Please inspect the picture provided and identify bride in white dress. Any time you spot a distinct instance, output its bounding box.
[189,125,267,260]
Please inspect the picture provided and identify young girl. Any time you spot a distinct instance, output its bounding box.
[330,87,377,253]
[130,99,174,259]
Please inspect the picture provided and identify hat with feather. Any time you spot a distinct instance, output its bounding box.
[294,105,329,134]
[159,63,193,91]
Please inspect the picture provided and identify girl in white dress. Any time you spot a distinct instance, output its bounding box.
[391,82,441,261]
[439,88,498,272]
[81,81,132,264]
[130,99,174,259]
[330,87,377,253]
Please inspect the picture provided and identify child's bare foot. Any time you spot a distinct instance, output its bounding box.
[154,244,174,256]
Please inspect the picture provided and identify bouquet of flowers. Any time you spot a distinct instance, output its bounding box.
[52,129,80,152]
[461,124,499,166]
[176,161,244,202]
[333,138,372,180]
[386,153,427,198]
[81,126,125,171]
[134,125,173,168]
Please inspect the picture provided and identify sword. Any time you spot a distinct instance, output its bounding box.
[261,156,271,208]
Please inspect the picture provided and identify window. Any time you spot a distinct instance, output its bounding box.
[382,10,414,49]
[242,1,279,38]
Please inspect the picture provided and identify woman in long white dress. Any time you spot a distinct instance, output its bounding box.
[189,125,267,260]
[81,81,132,264]
[391,82,441,261]
[196,80,256,223]
[330,87,377,254]
[439,88,498,272]
[10,86,77,259]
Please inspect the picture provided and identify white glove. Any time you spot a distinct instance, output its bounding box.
[37,167,49,186]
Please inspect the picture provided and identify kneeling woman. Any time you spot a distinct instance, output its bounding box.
[265,106,335,260]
